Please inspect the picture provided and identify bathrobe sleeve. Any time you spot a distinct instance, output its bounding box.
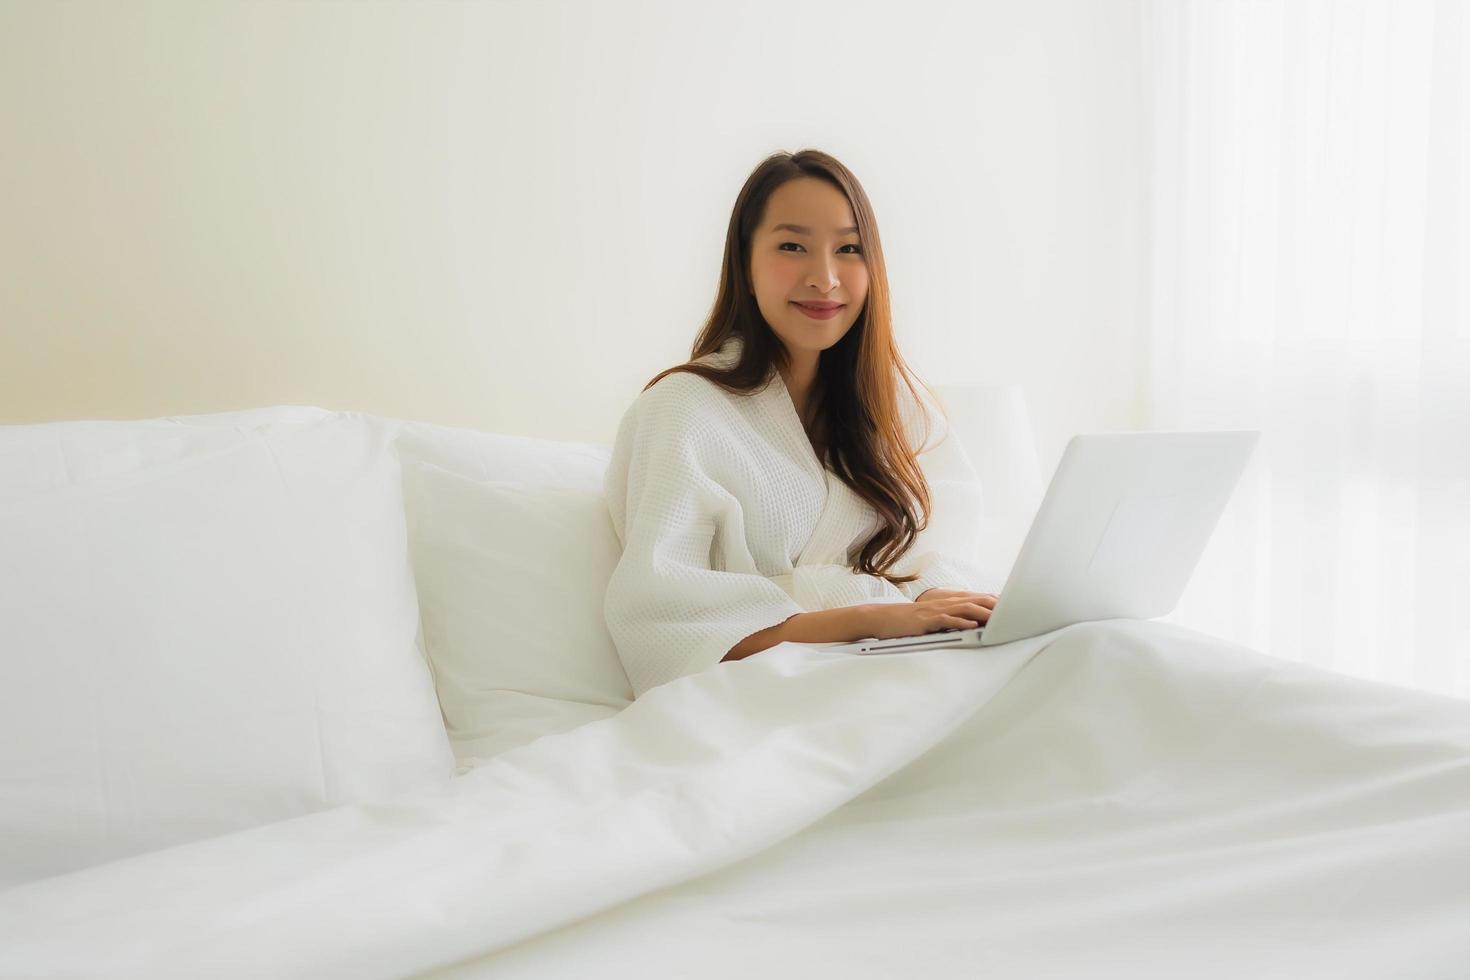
[891,382,1009,601]
[603,377,807,698]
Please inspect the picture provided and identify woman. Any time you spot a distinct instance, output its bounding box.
[604,149,1003,699]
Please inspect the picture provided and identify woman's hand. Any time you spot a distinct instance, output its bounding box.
[859,591,999,641]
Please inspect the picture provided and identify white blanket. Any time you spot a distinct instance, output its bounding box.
[1,620,1467,979]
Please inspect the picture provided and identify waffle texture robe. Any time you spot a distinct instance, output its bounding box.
[603,335,1003,697]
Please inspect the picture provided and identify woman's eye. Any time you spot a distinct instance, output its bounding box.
[778,242,863,254]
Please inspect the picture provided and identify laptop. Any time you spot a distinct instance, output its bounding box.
[821,430,1261,656]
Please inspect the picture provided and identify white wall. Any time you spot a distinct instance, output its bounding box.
[0,0,1146,486]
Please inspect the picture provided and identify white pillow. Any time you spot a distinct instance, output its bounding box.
[0,406,337,506]
[400,459,632,766]
[0,412,455,887]
[384,415,611,493]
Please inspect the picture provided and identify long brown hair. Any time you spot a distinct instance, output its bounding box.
[644,148,946,588]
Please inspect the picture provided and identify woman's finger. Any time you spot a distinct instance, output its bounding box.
[945,598,995,615]
[944,593,997,608]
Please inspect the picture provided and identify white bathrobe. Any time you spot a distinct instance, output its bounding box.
[603,335,1004,698]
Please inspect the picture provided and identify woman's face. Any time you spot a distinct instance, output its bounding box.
[748,177,870,363]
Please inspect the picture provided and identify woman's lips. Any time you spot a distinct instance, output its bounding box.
[791,302,844,320]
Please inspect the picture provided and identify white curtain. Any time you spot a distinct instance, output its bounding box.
[1143,0,1469,698]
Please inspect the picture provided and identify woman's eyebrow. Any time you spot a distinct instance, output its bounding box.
[771,223,860,235]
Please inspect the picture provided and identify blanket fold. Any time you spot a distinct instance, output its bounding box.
[0,624,1071,980]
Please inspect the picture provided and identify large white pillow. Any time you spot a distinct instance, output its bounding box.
[384,415,612,493]
[400,459,632,766]
[0,405,337,506]
[0,411,455,887]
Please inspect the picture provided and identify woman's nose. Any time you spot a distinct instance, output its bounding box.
[807,256,840,290]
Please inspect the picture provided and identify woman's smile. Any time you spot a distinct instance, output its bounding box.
[791,301,845,320]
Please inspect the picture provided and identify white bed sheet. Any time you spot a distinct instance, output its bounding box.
[422,622,1470,980]
[1,620,1466,980]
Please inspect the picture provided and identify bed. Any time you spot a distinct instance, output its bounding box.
[0,405,1465,979]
